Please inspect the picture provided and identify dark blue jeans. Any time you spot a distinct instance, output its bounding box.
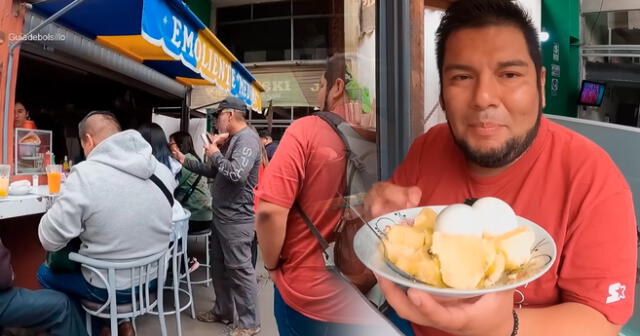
[37,263,135,304]
[0,287,86,336]
[273,285,372,336]
[274,285,415,336]
[383,306,415,336]
[37,263,156,335]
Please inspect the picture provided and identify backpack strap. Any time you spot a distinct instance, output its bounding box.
[294,202,331,259]
[180,174,203,204]
[314,111,358,208]
[150,174,174,207]
[314,112,353,154]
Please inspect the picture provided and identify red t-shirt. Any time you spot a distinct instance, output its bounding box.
[390,117,637,336]
[259,113,378,324]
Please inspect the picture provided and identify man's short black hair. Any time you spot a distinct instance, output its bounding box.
[324,54,347,92]
[258,129,271,139]
[436,0,542,90]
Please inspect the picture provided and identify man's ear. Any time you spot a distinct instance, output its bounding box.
[84,133,95,147]
[331,78,345,100]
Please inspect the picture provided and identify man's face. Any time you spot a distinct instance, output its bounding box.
[216,110,231,134]
[14,103,27,127]
[441,25,545,168]
[260,137,267,146]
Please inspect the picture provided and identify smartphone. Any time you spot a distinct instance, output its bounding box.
[201,133,212,144]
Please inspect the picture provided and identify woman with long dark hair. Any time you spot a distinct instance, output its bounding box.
[137,122,187,232]
[169,131,213,233]
[137,123,181,178]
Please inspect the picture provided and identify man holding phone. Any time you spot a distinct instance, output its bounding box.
[172,96,262,336]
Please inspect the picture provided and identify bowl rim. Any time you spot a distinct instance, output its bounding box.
[354,205,558,297]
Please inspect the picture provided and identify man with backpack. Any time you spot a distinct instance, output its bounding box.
[256,54,394,336]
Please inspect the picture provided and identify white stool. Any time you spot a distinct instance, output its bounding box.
[185,229,212,287]
[150,210,195,336]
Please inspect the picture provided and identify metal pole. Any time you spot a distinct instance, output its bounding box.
[376,0,412,180]
[2,0,86,163]
[290,0,294,61]
[180,87,192,132]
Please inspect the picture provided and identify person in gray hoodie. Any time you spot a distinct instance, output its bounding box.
[172,96,262,336]
[36,111,175,336]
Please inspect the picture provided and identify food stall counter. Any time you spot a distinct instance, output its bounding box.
[0,186,58,220]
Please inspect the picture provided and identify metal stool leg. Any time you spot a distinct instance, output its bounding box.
[172,244,182,336]
[205,234,211,287]
[182,237,196,319]
[184,231,213,286]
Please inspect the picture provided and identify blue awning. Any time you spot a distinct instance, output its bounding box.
[32,0,263,109]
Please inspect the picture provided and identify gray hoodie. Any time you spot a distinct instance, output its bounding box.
[38,130,175,289]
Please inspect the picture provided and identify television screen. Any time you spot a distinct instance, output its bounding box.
[578,81,606,106]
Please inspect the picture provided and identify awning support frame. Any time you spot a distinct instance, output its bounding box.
[2,0,86,163]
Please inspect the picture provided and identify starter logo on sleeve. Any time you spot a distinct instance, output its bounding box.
[606,282,626,304]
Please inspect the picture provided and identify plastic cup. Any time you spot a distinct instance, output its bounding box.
[0,165,9,198]
[46,165,62,194]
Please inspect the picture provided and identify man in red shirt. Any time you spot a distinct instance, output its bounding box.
[365,0,637,335]
[256,55,395,335]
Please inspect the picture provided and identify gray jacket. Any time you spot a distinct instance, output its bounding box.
[183,126,261,224]
[38,130,175,289]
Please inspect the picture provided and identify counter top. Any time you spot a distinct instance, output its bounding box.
[0,186,59,220]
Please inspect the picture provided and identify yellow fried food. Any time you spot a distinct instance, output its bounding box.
[385,242,416,264]
[483,252,506,287]
[414,208,437,231]
[386,225,426,250]
[495,226,535,270]
[431,232,488,290]
[394,250,424,276]
[415,254,446,287]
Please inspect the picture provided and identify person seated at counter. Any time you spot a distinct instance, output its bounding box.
[0,238,86,336]
[35,111,176,336]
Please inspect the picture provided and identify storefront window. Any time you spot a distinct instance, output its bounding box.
[292,0,336,16]
[581,8,640,127]
[217,5,252,23]
[217,20,291,63]
[216,1,340,63]
[253,1,291,19]
[293,18,330,60]
[219,0,377,152]
[582,10,640,64]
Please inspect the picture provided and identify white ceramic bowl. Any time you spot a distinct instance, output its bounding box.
[354,205,557,298]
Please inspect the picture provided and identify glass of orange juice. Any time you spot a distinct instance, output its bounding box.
[0,165,10,198]
[46,165,62,194]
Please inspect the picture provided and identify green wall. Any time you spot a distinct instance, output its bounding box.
[186,0,211,27]
[541,0,580,117]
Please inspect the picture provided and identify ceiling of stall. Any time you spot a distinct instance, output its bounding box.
[425,0,457,10]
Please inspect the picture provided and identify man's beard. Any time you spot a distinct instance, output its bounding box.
[451,112,541,169]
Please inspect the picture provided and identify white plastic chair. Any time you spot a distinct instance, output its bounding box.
[68,249,170,336]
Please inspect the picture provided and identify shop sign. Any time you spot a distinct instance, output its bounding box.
[141,0,259,108]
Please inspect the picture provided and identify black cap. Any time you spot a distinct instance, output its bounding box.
[213,95,249,115]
